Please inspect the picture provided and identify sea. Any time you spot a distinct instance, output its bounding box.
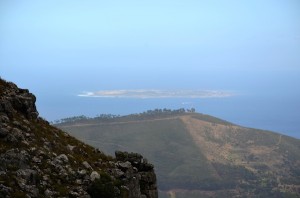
[37,92,300,139]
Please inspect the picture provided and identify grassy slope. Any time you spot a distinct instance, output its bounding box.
[61,118,217,190]
[58,113,300,197]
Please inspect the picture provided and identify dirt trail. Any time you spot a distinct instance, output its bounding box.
[277,135,282,146]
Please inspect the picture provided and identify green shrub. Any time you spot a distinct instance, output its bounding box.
[87,173,118,198]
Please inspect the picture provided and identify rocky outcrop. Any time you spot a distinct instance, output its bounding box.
[0,78,158,198]
[0,80,38,120]
[114,151,158,198]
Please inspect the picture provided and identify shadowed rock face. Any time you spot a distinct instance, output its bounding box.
[115,151,158,198]
[0,78,158,198]
[0,80,38,119]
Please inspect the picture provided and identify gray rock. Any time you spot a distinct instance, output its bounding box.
[67,144,76,151]
[115,151,143,165]
[36,150,46,157]
[82,161,92,170]
[4,133,18,143]
[0,184,12,197]
[0,149,29,170]
[29,147,36,152]
[90,171,100,181]
[115,151,158,198]
[112,168,125,178]
[11,127,25,140]
[32,156,42,164]
[0,115,9,123]
[13,120,21,127]
[78,169,87,177]
[118,161,132,170]
[44,189,56,197]
[0,127,9,138]
[0,81,39,119]
[69,186,89,198]
[69,191,80,197]
[2,100,14,116]
[76,179,83,184]
[0,123,8,129]
[23,119,30,125]
[42,175,49,181]
[55,154,69,164]
[79,195,91,198]
[16,169,38,185]
[23,184,39,198]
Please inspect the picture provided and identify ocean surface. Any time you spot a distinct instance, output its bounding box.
[37,92,300,139]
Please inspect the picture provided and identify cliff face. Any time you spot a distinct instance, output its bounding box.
[0,78,158,198]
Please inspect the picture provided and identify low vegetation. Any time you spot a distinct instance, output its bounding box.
[57,110,300,197]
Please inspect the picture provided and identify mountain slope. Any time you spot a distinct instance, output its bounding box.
[57,111,300,197]
[0,78,158,198]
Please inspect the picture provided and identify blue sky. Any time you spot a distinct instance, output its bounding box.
[1,1,299,87]
[1,0,300,136]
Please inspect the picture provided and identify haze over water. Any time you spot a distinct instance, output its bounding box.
[1,1,300,138]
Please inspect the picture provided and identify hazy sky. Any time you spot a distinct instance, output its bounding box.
[1,0,300,127]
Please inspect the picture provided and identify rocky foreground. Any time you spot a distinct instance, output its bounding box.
[0,78,158,198]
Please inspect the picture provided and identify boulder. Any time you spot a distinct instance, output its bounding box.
[90,171,100,181]
[115,151,158,198]
[55,154,69,164]
[0,128,9,138]
[16,169,38,185]
[0,184,12,197]
[82,161,92,170]
[0,81,38,119]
